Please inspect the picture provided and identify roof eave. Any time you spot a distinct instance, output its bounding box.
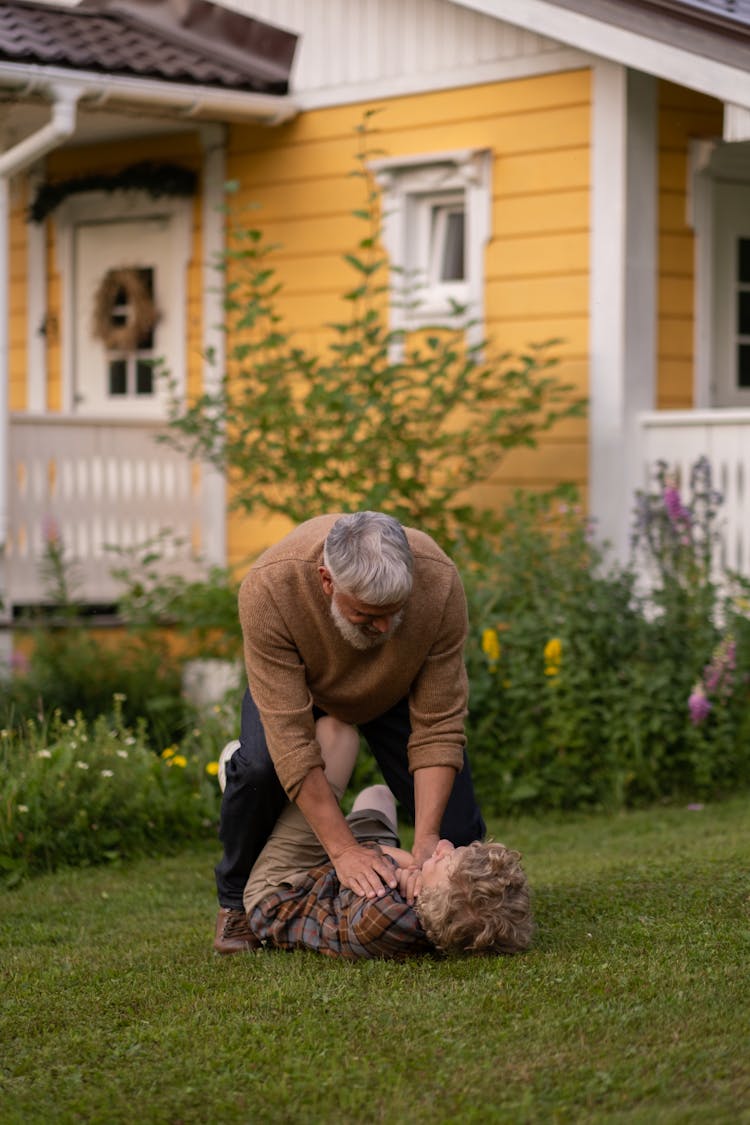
[454,0,750,109]
[0,61,300,125]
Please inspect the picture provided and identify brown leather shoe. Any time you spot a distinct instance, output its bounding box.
[214,907,261,955]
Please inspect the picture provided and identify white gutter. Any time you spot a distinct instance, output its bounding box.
[0,63,299,125]
[0,87,80,556]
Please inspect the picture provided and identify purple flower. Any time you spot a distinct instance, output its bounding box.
[688,685,711,725]
[663,485,691,528]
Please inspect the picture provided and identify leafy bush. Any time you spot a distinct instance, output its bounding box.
[1,626,193,750]
[463,474,750,815]
[0,700,226,885]
[110,533,242,661]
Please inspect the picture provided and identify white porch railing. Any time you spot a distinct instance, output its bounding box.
[4,415,206,607]
[637,409,750,577]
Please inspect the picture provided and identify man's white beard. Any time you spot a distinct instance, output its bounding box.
[330,599,404,651]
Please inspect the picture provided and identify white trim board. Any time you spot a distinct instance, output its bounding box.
[199,124,228,569]
[455,0,750,109]
[291,48,590,109]
[589,62,658,564]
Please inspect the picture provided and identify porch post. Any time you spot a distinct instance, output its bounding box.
[199,125,228,568]
[0,176,11,664]
[589,64,657,563]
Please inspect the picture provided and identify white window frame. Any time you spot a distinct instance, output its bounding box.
[370,149,492,343]
[690,139,750,408]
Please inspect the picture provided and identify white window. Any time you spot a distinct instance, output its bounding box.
[371,149,491,339]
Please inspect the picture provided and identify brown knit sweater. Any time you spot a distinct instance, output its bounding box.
[238,515,469,799]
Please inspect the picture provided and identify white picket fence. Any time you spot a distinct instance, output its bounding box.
[4,415,205,606]
[636,409,750,577]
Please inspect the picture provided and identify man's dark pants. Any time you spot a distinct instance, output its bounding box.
[215,688,487,910]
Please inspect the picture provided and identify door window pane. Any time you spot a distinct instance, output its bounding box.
[738,291,750,336]
[136,360,154,395]
[135,268,155,349]
[108,359,127,395]
[738,238,750,284]
[739,344,750,388]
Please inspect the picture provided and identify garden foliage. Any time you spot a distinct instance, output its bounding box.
[1,111,748,878]
[464,466,750,815]
[0,699,226,885]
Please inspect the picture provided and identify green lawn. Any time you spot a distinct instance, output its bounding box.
[2,797,749,1124]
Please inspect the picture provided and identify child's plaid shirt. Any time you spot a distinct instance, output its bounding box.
[247,859,433,960]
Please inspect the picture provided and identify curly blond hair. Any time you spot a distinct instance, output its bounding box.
[414,841,532,955]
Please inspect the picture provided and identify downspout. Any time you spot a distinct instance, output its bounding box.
[0,87,79,584]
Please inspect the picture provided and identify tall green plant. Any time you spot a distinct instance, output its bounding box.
[163,115,584,550]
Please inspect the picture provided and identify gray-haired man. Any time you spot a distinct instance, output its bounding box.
[214,511,485,953]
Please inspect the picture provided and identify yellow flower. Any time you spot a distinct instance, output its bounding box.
[544,637,562,677]
[205,761,219,777]
[171,755,188,768]
[481,628,501,665]
[161,746,176,759]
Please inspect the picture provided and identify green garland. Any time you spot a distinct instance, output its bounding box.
[28,161,198,224]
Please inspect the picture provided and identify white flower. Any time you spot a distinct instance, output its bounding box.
[116,749,129,759]
[18,804,28,813]
[113,693,127,702]
[0,729,9,738]
[67,719,76,728]
[75,760,89,770]
[101,769,114,778]
[124,736,136,746]
[37,749,52,759]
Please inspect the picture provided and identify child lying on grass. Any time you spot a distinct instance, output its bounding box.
[217,716,532,960]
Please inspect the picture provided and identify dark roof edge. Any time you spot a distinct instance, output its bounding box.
[547,0,750,71]
[76,0,298,91]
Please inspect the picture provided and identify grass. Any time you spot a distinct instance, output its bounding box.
[2,796,749,1124]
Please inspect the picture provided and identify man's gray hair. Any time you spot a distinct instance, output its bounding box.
[323,512,413,605]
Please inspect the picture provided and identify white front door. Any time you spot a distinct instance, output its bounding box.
[73,215,182,417]
[713,180,750,408]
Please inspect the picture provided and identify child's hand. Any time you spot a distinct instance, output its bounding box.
[380,844,415,868]
[395,865,423,904]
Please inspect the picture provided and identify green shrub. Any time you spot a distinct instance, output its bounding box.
[110,533,242,661]
[0,701,225,885]
[1,626,193,749]
[462,475,750,815]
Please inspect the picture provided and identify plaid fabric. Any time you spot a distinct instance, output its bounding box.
[248,858,432,960]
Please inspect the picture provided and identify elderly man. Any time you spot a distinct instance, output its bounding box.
[214,510,485,954]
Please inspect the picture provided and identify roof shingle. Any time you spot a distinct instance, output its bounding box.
[0,0,297,94]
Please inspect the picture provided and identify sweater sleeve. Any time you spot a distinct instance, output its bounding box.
[406,565,468,773]
[238,570,324,800]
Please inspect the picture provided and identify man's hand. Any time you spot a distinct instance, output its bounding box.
[332,843,398,899]
[411,833,440,867]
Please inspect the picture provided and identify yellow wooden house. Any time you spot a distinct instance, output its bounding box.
[1,0,749,656]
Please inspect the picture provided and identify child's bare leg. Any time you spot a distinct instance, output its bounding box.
[317,716,359,799]
[351,783,397,824]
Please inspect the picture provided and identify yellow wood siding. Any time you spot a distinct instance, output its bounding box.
[9,181,28,411]
[225,69,592,565]
[657,82,722,409]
